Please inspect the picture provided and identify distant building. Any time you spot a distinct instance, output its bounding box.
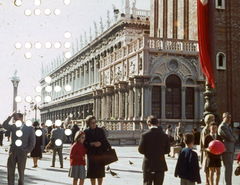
[40,0,208,135]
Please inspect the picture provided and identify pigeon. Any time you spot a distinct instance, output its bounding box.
[106,165,110,171]
[64,157,67,160]
[129,160,134,165]
[5,149,8,152]
[110,170,119,178]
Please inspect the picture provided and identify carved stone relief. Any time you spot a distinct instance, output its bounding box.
[114,65,122,82]
[104,71,110,85]
[129,61,136,75]
[179,64,192,77]
[154,63,168,76]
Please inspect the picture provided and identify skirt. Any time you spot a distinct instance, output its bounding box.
[68,165,86,179]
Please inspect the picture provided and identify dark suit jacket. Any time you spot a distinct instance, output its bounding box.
[50,127,66,149]
[3,116,36,154]
[84,126,110,157]
[138,127,170,172]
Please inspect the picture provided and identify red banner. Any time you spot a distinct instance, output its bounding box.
[197,0,215,88]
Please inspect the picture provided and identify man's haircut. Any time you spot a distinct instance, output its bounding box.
[167,124,171,128]
[223,112,230,118]
[41,122,45,126]
[85,115,96,126]
[204,114,215,125]
[33,121,39,127]
[209,122,218,127]
[193,127,197,132]
[184,134,194,145]
[15,113,23,118]
[147,115,158,125]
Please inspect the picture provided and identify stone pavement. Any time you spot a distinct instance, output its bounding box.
[0,137,239,185]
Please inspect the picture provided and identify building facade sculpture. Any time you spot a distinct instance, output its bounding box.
[40,0,207,136]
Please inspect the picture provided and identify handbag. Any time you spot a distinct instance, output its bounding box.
[234,165,240,176]
[102,148,118,165]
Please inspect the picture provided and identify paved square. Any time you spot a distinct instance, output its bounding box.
[0,138,239,185]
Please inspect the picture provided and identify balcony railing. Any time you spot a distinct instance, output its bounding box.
[100,35,198,69]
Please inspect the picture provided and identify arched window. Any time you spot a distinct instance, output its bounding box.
[165,75,181,119]
[216,52,226,70]
[215,0,225,9]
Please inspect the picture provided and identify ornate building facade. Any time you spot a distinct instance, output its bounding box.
[40,0,206,141]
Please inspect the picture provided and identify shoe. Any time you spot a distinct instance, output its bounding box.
[50,165,55,167]
[60,166,63,168]
[168,154,171,157]
[32,165,37,168]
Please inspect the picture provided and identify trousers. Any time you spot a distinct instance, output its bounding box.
[222,152,234,185]
[181,179,195,185]
[7,148,27,185]
[143,171,164,185]
[52,148,63,167]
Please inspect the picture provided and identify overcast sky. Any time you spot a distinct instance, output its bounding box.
[0,0,150,123]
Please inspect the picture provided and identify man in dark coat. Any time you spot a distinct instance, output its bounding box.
[138,115,170,185]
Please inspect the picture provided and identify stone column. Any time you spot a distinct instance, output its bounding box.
[194,87,199,119]
[161,86,166,119]
[199,87,204,119]
[75,69,78,91]
[125,91,128,120]
[134,84,141,120]
[114,88,119,119]
[106,92,111,120]
[128,86,134,120]
[79,66,82,89]
[148,85,153,116]
[71,71,74,91]
[181,86,186,119]
[83,65,86,87]
[89,61,92,85]
[141,84,149,119]
[118,89,124,120]
[95,96,100,120]
[111,94,115,118]
[11,77,20,113]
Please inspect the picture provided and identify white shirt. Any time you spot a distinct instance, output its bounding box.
[210,133,217,140]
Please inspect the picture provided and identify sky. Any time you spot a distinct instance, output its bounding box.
[0,0,150,122]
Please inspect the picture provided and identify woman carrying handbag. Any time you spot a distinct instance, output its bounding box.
[84,115,113,185]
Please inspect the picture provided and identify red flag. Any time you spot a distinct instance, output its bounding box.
[197,0,215,88]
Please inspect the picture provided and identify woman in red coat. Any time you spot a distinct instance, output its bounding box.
[68,131,87,185]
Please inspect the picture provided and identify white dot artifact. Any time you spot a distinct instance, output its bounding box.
[35,130,42,137]
[46,120,52,127]
[15,139,22,147]
[26,120,33,127]
[55,139,62,146]
[65,129,72,136]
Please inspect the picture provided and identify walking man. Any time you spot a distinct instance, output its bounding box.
[218,112,237,185]
[50,124,66,168]
[3,111,36,185]
[174,122,185,143]
[138,115,170,185]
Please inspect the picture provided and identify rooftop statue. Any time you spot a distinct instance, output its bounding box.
[84,31,88,45]
[94,21,98,38]
[100,16,104,33]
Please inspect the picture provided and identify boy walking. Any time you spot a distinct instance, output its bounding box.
[204,122,223,185]
[175,134,201,185]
